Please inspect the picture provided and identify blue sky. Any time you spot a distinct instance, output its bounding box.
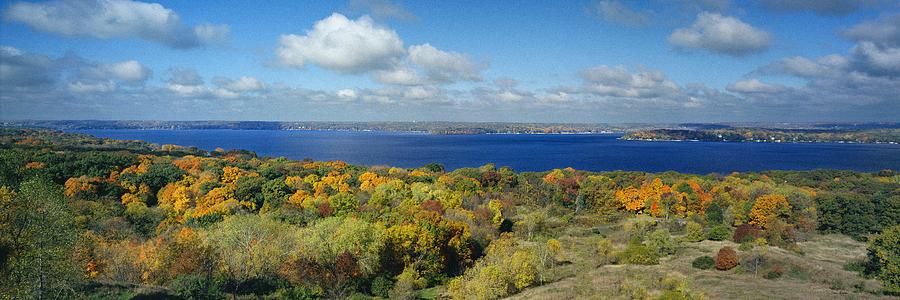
[1,0,898,122]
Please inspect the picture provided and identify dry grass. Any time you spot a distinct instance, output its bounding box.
[503,221,891,300]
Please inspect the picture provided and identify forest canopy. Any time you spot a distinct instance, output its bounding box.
[1,128,898,299]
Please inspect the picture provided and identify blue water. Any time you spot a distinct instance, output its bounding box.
[75,130,900,174]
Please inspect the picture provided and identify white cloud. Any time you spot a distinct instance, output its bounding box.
[276,13,405,74]
[166,68,204,85]
[726,79,786,93]
[593,0,650,27]
[165,69,264,99]
[1,45,152,93]
[760,55,849,78]
[193,23,230,45]
[497,90,525,102]
[216,76,264,92]
[372,66,422,85]
[579,65,680,98]
[336,88,358,99]
[408,43,483,83]
[668,12,771,56]
[3,0,229,49]
[68,80,116,93]
[0,45,56,89]
[80,60,151,83]
[841,13,900,47]
[850,41,900,76]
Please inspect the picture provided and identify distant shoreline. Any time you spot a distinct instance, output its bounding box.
[4,120,899,137]
[622,128,900,144]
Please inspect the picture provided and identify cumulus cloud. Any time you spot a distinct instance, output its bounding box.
[759,0,874,16]
[67,59,151,92]
[841,13,900,47]
[668,12,771,56]
[836,13,900,76]
[372,66,422,85]
[726,79,786,94]
[215,76,265,92]
[164,68,263,99]
[275,13,485,87]
[759,55,849,78]
[348,0,417,21]
[749,14,900,109]
[0,46,57,89]
[336,88,358,99]
[276,13,405,74]
[593,0,650,27]
[0,45,151,93]
[3,0,229,49]
[850,41,900,76]
[78,60,151,83]
[578,65,680,99]
[408,43,483,83]
[166,68,204,85]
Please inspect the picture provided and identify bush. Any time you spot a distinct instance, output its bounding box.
[685,221,704,242]
[618,242,660,265]
[645,228,680,256]
[715,247,739,270]
[707,225,732,241]
[738,241,753,251]
[370,276,393,298]
[597,238,614,263]
[170,274,222,300]
[706,202,724,224]
[268,287,321,299]
[765,265,784,280]
[692,256,715,270]
[867,225,900,295]
[733,224,762,243]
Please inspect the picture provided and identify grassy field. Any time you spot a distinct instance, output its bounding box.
[499,217,888,300]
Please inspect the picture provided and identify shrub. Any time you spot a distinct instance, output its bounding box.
[692,256,715,270]
[738,241,753,251]
[597,238,614,263]
[370,276,393,298]
[659,273,705,299]
[645,228,680,256]
[715,247,739,270]
[706,202,724,224]
[685,221,704,242]
[733,224,762,243]
[618,242,659,265]
[707,225,732,241]
[390,266,427,300]
[268,287,320,299]
[170,274,223,300]
[867,225,900,295]
[765,265,784,280]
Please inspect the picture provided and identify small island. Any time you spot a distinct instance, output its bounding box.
[622,128,900,144]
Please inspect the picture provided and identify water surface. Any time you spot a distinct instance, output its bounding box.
[75,130,900,174]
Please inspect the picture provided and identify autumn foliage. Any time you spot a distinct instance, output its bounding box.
[715,247,739,271]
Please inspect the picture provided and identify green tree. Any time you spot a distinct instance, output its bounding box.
[867,225,900,295]
[816,193,876,240]
[706,202,724,224]
[0,179,78,299]
[204,214,297,294]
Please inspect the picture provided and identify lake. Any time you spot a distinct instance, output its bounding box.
[75,129,900,174]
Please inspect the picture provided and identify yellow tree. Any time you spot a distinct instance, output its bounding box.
[749,194,791,229]
[616,186,644,212]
